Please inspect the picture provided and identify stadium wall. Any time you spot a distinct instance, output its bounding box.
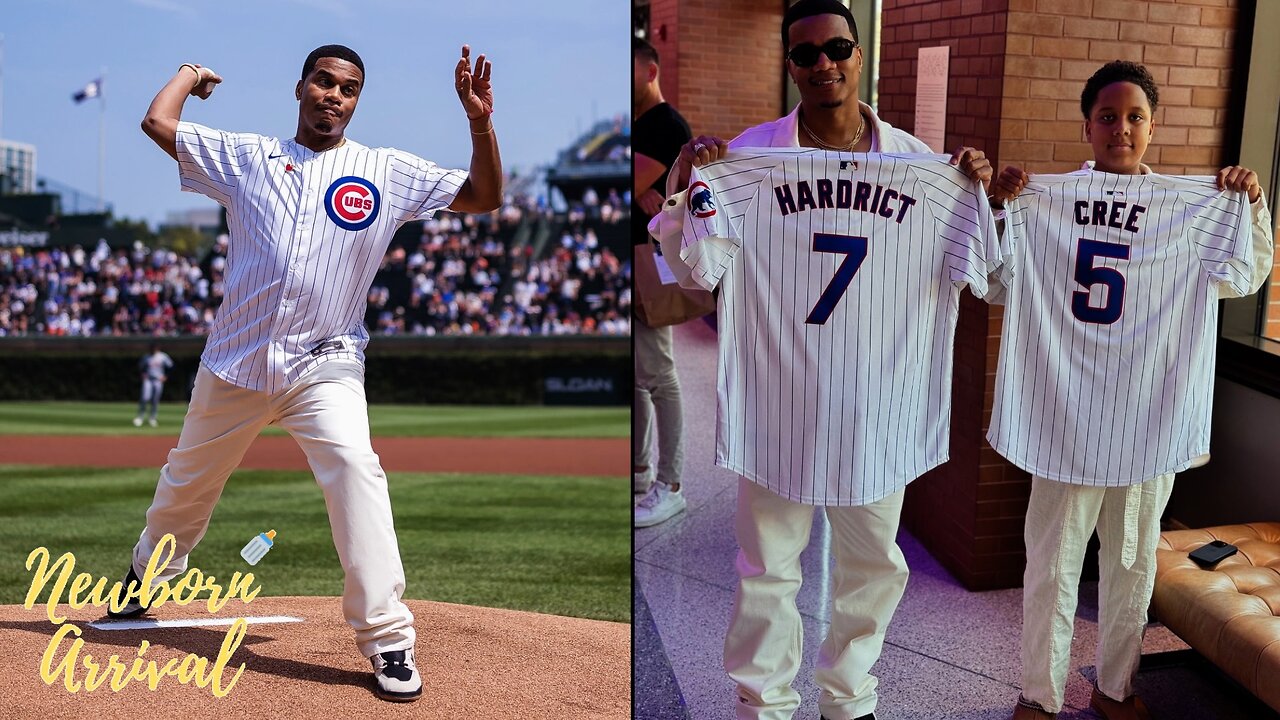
[0,336,630,405]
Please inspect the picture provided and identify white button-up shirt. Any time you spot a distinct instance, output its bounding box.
[176,121,467,393]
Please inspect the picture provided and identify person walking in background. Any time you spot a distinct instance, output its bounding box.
[134,342,173,427]
[112,42,502,703]
[632,37,691,528]
[986,60,1274,720]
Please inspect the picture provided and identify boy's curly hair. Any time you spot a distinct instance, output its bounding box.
[1081,61,1159,118]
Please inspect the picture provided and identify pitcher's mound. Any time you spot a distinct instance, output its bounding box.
[0,596,630,719]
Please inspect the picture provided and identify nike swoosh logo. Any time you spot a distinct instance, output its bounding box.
[269,153,288,159]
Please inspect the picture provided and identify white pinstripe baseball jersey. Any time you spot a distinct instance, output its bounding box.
[176,121,467,393]
[988,171,1259,486]
[679,149,1000,506]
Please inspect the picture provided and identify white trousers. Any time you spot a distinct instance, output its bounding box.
[131,362,414,658]
[1020,473,1175,712]
[725,477,909,720]
[634,319,684,486]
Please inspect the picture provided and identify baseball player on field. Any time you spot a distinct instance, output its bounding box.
[134,342,174,427]
[986,61,1274,720]
[109,44,502,702]
[658,2,997,717]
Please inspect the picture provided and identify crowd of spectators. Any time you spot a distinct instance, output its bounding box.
[0,197,631,338]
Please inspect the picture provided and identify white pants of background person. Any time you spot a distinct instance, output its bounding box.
[726,478,909,720]
[634,318,684,490]
[130,361,414,658]
[1019,473,1176,713]
[138,377,165,420]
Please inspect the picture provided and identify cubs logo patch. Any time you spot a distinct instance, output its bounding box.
[324,176,381,231]
[688,181,717,219]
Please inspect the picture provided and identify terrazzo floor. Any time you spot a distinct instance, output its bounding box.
[633,317,1278,720]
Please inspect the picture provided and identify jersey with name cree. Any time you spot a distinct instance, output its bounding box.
[1073,197,1147,235]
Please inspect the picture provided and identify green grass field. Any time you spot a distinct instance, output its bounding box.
[0,465,629,622]
[0,402,629,438]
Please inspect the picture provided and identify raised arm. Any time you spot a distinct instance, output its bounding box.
[141,63,222,161]
[448,45,503,214]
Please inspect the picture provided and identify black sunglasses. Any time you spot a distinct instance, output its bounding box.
[787,38,857,68]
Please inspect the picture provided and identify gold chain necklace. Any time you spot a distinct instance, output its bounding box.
[799,111,865,151]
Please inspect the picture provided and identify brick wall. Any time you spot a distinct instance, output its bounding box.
[650,0,785,141]
[1268,274,1280,340]
[1003,0,1238,177]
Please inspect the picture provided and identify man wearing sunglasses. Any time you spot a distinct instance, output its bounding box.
[665,1,994,718]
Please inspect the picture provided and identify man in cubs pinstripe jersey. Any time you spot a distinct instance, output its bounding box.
[111,44,501,702]
[986,61,1273,720]
[652,3,996,717]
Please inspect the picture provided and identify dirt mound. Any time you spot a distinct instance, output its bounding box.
[0,595,630,719]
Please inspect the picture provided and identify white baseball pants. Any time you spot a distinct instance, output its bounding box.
[725,477,909,720]
[130,361,414,658]
[1019,473,1175,712]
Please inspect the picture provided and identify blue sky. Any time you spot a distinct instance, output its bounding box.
[2,0,628,226]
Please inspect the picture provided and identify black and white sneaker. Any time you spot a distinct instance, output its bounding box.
[106,565,148,619]
[371,649,422,702]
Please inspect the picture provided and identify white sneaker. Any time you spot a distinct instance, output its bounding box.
[370,648,422,702]
[132,417,142,427]
[634,467,654,494]
[148,418,158,427]
[634,482,686,528]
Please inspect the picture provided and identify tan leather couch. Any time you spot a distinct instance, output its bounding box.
[1153,522,1280,713]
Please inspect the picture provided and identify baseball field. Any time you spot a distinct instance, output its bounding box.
[0,401,631,718]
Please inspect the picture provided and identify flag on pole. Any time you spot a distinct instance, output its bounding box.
[72,77,102,103]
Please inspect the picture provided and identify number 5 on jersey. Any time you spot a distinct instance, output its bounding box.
[806,233,869,325]
[1072,238,1130,325]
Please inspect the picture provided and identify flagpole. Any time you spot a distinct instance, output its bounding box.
[98,67,106,213]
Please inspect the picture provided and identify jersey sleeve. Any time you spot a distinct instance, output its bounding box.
[1188,188,1257,296]
[387,151,469,222]
[913,161,1000,294]
[1218,194,1275,299]
[175,121,260,207]
[980,197,1024,305]
[676,162,745,292]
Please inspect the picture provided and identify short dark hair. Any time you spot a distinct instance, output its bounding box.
[634,36,660,66]
[782,0,859,50]
[1080,60,1158,118]
[301,44,365,82]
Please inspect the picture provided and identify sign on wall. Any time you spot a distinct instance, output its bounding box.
[914,46,950,154]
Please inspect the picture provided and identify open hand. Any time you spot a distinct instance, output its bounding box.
[455,45,493,120]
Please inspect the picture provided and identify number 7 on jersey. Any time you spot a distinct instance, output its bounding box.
[805,233,869,325]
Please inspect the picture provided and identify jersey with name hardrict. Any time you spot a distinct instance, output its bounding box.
[176,121,467,393]
[679,148,1000,506]
[988,172,1256,486]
